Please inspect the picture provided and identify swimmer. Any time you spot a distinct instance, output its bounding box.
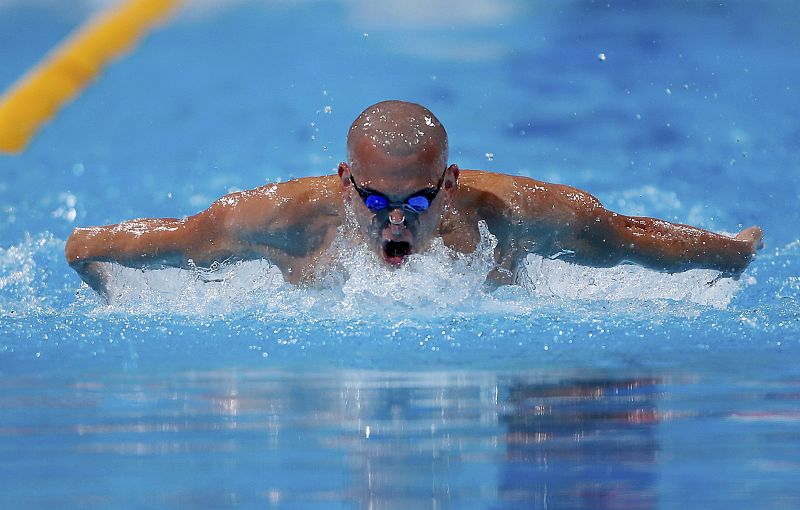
[65,100,763,298]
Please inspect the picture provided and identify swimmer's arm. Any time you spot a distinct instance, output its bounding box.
[568,211,763,273]
[511,179,763,273]
[64,186,283,297]
[65,179,340,295]
[65,212,235,297]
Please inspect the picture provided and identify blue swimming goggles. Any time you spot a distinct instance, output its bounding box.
[350,168,447,213]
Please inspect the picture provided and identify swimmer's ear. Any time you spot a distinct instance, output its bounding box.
[439,164,458,208]
[338,162,351,183]
[447,163,459,184]
[338,162,352,199]
[443,164,459,194]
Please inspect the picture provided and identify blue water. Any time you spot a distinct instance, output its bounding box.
[2,1,800,508]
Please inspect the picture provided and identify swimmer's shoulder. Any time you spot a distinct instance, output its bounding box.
[254,174,341,203]
[457,169,553,207]
[455,169,598,221]
[458,169,547,193]
[454,170,529,219]
[214,175,342,213]
[204,174,343,233]
[458,169,591,201]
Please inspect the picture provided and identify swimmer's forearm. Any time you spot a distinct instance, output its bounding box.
[64,213,240,280]
[601,215,759,273]
[510,181,760,274]
[66,220,189,269]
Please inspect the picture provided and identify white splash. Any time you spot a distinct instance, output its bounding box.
[330,221,498,318]
[98,259,298,318]
[90,219,747,316]
[0,233,65,317]
[520,255,747,309]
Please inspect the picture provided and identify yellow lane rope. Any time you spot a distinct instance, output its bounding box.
[0,0,180,154]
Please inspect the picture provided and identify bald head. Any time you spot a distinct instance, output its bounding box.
[341,101,457,266]
[347,101,448,170]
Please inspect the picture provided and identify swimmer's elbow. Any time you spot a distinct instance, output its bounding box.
[65,225,118,268]
[65,231,78,265]
[65,227,95,266]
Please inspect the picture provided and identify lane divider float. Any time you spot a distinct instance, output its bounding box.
[0,0,180,154]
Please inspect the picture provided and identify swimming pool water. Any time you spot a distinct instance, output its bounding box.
[1,1,799,508]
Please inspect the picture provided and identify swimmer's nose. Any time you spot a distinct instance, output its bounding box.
[388,208,406,236]
[388,208,405,226]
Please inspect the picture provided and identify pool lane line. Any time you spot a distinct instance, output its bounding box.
[0,0,181,155]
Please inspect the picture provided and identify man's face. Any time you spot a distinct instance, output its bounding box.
[340,141,456,266]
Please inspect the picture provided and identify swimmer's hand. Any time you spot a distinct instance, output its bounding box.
[735,226,764,255]
[724,226,764,279]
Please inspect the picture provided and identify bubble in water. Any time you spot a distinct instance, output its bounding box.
[52,192,78,222]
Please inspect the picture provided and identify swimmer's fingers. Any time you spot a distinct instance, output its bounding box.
[736,226,764,253]
[711,227,764,281]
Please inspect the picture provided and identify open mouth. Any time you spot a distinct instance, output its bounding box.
[383,241,412,265]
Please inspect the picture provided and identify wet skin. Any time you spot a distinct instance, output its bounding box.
[65,101,763,299]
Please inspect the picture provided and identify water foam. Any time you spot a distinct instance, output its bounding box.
[328,221,498,318]
[520,254,746,309]
[0,233,68,317]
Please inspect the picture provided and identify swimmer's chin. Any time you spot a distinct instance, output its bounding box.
[382,240,413,266]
